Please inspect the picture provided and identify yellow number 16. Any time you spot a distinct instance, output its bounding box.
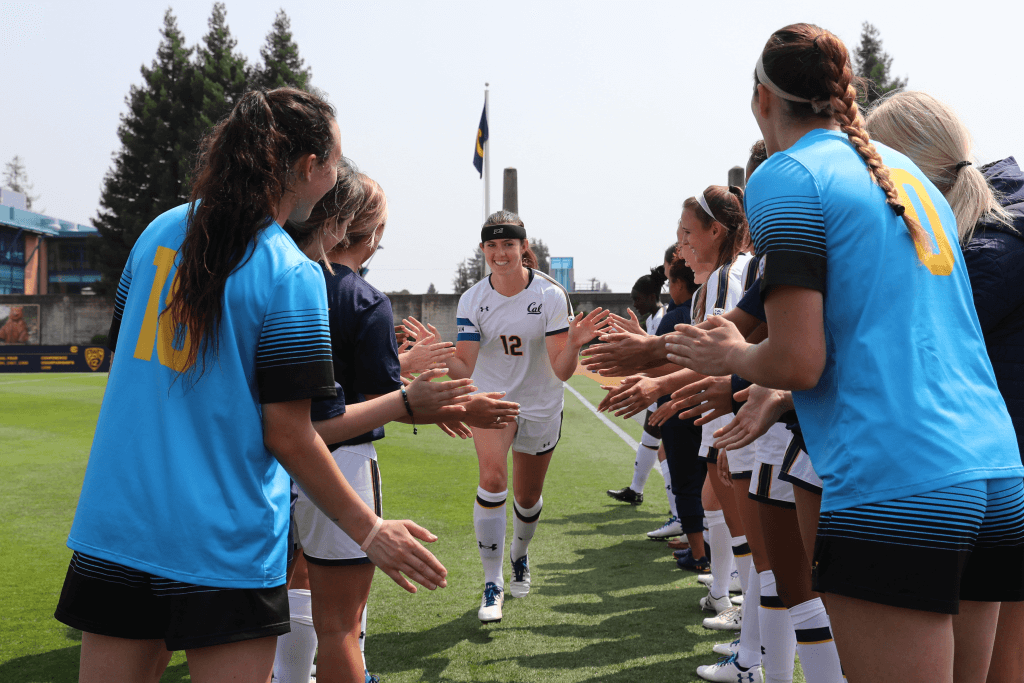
[133,245,194,372]
[890,168,956,276]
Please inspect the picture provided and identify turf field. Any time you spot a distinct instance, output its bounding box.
[0,373,806,682]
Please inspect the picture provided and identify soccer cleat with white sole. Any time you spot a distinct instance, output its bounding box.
[647,515,683,539]
[731,594,744,606]
[712,639,740,657]
[697,572,714,587]
[478,582,504,623]
[703,605,742,631]
[696,653,763,682]
[700,590,733,615]
[509,554,531,598]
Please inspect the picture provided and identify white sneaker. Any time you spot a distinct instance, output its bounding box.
[703,605,742,631]
[699,590,733,615]
[509,554,531,598]
[697,573,714,587]
[647,515,683,539]
[712,639,740,657]
[478,582,504,623]
[696,653,762,682]
[731,594,744,606]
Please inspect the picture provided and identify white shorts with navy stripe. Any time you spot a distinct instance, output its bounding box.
[748,463,796,508]
[779,433,823,494]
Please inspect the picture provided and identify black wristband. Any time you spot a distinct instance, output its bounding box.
[400,386,417,435]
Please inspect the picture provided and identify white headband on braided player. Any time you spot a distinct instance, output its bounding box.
[755,53,831,115]
[696,191,717,223]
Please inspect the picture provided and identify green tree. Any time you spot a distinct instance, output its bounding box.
[250,10,311,90]
[426,282,437,294]
[452,249,485,295]
[531,238,550,274]
[3,155,41,211]
[853,22,907,104]
[92,10,195,292]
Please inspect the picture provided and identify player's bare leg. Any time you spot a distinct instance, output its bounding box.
[986,602,1024,683]
[79,633,169,683]
[952,600,1000,683]
[307,562,375,683]
[186,636,277,683]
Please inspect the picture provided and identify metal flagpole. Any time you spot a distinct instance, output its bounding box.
[482,83,491,278]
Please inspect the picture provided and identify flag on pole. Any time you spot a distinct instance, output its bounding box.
[473,101,488,178]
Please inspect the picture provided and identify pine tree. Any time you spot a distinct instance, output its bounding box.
[426,283,437,294]
[531,238,551,273]
[853,22,907,104]
[93,10,196,292]
[3,156,41,211]
[189,3,248,136]
[452,249,485,295]
[251,10,312,90]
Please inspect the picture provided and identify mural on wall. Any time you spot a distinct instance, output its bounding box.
[0,304,40,345]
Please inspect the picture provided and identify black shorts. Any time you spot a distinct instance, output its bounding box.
[642,410,661,440]
[813,478,1024,614]
[55,552,290,650]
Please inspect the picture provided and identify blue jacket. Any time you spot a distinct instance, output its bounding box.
[965,157,1024,450]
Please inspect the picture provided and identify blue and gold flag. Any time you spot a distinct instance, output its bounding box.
[473,102,488,177]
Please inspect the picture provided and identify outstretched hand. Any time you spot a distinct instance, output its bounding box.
[608,308,645,336]
[568,307,613,348]
[580,330,660,376]
[404,368,475,414]
[712,385,790,452]
[669,375,734,426]
[597,374,642,412]
[664,316,747,376]
[363,519,448,593]
[458,391,520,429]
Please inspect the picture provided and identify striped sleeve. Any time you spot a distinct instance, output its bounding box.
[456,290,480,342]
[541,273,573,336]
[256,261,336,404]
[745,154,827,298]
[106,251,135,351]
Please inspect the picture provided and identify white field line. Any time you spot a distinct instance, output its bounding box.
[563,382,639,452]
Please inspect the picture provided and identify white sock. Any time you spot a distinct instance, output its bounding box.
[737,564,762,670]
[759,570,796,683]
[475,487,507,588]
[273,589,318,683]
[629,435,660,493]
[791,598,844,683]
[660,460,678,518]
[510,497,542,560]
[359,605,367,671]
[731,535,753,594]
[707,510,734,598]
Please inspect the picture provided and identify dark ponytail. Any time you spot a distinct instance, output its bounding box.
[632,265,668,297]
[167,87,336,380]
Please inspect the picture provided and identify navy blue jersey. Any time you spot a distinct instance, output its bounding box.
[312,264,403,448]
[736,276,767,323]
[656,301,692,408]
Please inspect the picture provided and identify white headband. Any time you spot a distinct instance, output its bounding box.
[695,191,717,222]
[755,53,830,115]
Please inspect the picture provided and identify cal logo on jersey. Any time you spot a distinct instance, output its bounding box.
[712,307,725,316]
[527,302,542,315]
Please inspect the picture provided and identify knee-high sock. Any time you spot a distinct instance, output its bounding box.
[629,433,660,493]
[759,570,796,683]
[659,460,678,518]
[736,564,762,670]
[731,535,753,595]
[273,589,318,683]
[510,497,543,560]
[707,509,734,598]
[359,605,367,671]
[475,487,507,588]
[791,597,844,683]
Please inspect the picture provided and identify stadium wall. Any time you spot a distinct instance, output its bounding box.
[0,294,112,345]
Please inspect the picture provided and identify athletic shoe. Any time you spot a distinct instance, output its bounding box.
[647,515,683,539]
[696,652,762,682]
[703,605,742,631]
[697,572,714,587]
[478,582,504,623]
[667,538,689,550]
[673,548,690,560]
[606,487,643,505]
[712,639,741,657]
[509,554,531,598]
[731,594,744,606]
[676,550,710,574]
[700,590,733,615]
[365,671,380,683]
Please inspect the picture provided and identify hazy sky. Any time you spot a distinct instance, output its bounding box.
[3,1,1021,294]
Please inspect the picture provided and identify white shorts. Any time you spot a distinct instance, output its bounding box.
[295,442,381,565]
[725,443,756,476]
[513,413,563,455]
[778,434,823,495]
[754,423,792,467]
[748,462,796,509]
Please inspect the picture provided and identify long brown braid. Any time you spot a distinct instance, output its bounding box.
[760,24,929,250]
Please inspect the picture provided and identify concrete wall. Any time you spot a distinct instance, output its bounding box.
[0,294,113,345]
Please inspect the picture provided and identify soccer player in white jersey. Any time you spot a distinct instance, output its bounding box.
[446,211,610,623]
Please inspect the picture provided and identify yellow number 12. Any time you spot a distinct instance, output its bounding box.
[133,246,194,372]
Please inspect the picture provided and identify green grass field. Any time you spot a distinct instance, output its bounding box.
[0,373,806,682]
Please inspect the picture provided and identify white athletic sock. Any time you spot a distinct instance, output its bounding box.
[273,589,318,683]
[707,510,734,598]
[731,535,753,594]
[737,564,762,670]
[660,460,678,518]
[475,487,507,589]
[791,598,844,683]
[629,434,660,493]
[759,570,796,683]
[510,497,543,560]
[359,605,367,670]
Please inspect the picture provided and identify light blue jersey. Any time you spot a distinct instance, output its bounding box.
[67,203,335,588]
[746,129,1021,512]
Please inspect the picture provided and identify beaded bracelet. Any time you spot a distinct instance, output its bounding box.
[400,386,417,435]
